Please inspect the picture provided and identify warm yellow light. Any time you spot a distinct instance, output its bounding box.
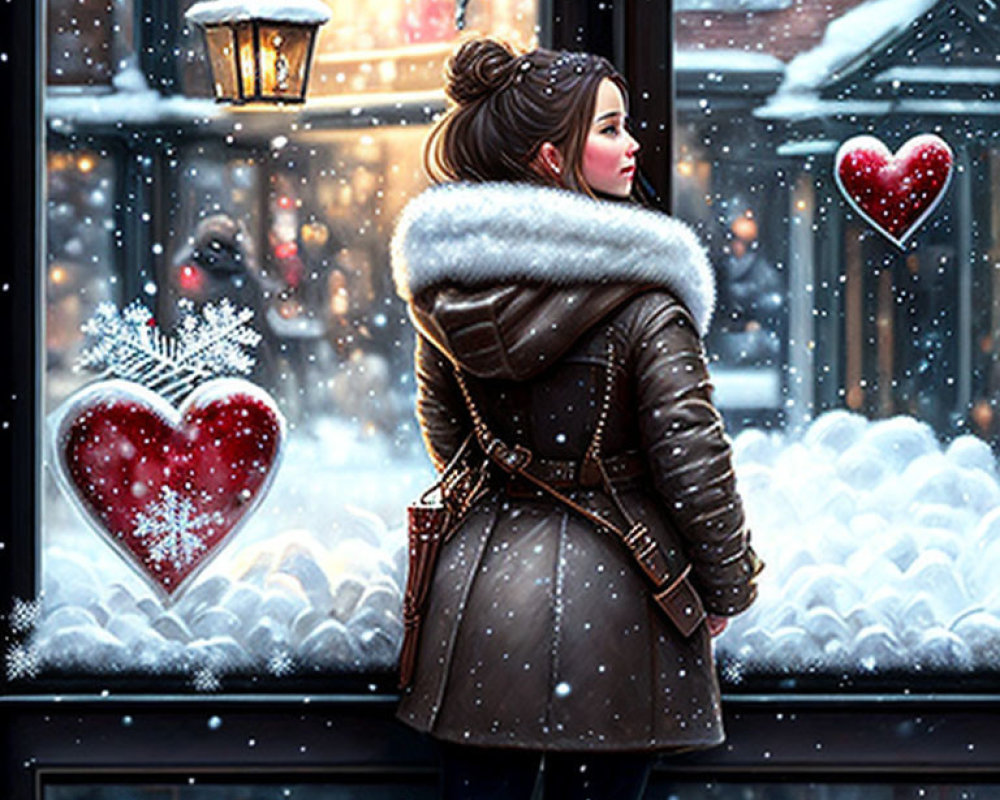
[49,265,68,285]
[795,199,808,211]
[187,0,331,105]
[77,155,96,173]
[676,161,694,177]
[301,221,329,246]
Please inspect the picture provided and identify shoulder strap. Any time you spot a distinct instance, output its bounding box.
[449,334,679,594]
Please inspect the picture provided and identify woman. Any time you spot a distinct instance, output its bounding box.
[391,38,762,800]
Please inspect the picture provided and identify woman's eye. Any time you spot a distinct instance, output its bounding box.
[601,124,618,135]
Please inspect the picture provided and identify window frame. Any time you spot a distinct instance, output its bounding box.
[8,0,1000,795]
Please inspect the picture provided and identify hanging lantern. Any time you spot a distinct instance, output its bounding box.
[186,0,331,104]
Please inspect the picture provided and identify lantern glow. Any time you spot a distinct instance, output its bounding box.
[186,0,331,104]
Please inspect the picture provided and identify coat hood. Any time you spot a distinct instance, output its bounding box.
[391,182,715,380]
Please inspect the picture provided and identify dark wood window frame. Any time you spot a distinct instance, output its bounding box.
[7,1,1000,797]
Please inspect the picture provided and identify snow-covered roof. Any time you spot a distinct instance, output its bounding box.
[674,48,784,73]
[780,0,938,93]
[185,0,332,26]
[874,65,1000,85]
[776,139,839,157]
[756,95,891,120]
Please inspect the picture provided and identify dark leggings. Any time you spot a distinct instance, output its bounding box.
[440,742,653,800]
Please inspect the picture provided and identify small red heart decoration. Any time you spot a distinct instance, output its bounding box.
[52,378,285,601]
[834,134,953,247]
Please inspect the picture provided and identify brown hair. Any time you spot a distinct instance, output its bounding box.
[424,38,631,198]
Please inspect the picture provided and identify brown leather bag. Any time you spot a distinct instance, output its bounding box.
[398,433,486,690]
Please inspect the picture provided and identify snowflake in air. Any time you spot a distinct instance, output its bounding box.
[77,297,260,404]
[267,649,295,678]
[192,666,222,692]
[131,486,224,570]
[6,642,40,681]
[8,596,43,634]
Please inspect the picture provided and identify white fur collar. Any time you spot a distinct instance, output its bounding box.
[391,182,716,335]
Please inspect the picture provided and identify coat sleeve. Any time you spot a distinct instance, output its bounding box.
[414,333,473,472]
[630,293,763,616]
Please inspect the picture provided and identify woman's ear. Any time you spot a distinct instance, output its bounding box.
[533,142,564,181]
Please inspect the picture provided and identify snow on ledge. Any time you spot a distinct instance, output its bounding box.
[186,0,332,26]
[675,48,785,73]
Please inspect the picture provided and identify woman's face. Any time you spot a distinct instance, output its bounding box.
[581,78,640,198]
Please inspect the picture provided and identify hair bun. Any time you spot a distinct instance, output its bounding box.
[446,39,517,106]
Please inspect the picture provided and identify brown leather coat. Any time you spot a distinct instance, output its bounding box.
[391,183,761,752]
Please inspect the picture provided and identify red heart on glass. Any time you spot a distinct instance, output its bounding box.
[52,378,285,601]
[834,134,953,247]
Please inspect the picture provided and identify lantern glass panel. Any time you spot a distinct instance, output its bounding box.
[257,24,313,100]
[204,25,238,101]
[236,22,257,100]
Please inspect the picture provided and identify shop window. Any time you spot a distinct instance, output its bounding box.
[29,1,541,692]
[674,0,1000,690]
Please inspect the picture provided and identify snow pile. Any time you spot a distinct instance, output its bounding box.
[31,416,431,680]
[27,409,1000,684]
[38,522,407,677]
[717,410,1000,677]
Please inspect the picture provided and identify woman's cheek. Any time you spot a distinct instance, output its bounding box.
[583,138,621,187]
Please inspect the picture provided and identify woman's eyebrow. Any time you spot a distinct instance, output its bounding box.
[594,110,625,123]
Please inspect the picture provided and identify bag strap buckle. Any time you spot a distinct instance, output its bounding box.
[486,438,532,474]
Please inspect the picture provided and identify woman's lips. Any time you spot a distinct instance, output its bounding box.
[621,166,636,177]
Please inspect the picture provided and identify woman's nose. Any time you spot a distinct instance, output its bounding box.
[627,134,640,155]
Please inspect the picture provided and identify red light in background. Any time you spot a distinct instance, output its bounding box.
[274,241,298,260]
[277,195,294,210]
[177,264,205,293]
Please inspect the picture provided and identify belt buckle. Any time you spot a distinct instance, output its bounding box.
[488,438,532,474]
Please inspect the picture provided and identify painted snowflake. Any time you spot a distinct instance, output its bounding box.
[267,649,295,678]
[77,297,260,404]
[6,642,40,681]
[131,486,224,571]
[8,597,43,634]
[192,666,222,692]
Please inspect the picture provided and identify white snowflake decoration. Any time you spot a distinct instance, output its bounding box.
[77,297,261,404]
[131,487,224,570]
[721,657,745,686]
[267,648,295,678]
[6,642,40,681]
[192,666,222,692]
[8,597,43,634]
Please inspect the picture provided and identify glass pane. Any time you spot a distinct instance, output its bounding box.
[45,146,120,410]
[35,0,539,689]
[674,1,1000,688]
[47,0,134,87]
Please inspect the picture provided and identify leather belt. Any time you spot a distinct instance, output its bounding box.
[506,450,645,493]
